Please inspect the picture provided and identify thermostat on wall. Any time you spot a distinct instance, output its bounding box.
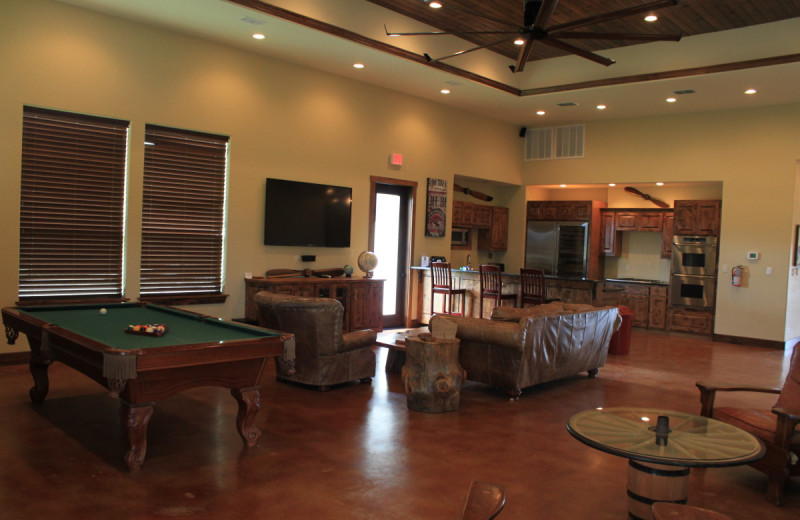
[747,251,760,260]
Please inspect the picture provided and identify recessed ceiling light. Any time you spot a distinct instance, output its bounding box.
[666,97,677,103]
[644,15,658,22]
[514,38,525,45]
[429,1,442,8]
[656,182,664,186]
[252,33,266,40]
[608,183,616,187]
[560,184,567,188]
[353,63,365,69]
[440,89,451,95]
[536,110,545,116]
[745,88,757,95]
[596,104,606,110]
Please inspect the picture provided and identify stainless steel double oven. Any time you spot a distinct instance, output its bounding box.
[669,236,718,309]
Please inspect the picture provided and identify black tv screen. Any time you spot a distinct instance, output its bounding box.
[264,178,352,247]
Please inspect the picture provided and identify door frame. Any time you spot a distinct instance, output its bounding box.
[368,176,417,328]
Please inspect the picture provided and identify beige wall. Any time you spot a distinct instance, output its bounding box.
[3,0,799,349]
[0,0,522,352]
[522,109,800,342]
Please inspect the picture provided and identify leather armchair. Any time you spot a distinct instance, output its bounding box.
[254,291,377,391]
[696,347,800,505]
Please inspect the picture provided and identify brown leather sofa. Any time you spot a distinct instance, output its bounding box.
[254,291,377,390]
[430,302,620,399]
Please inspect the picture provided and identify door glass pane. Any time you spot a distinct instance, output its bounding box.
[374,193,400,315]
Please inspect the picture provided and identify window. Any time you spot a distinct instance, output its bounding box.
[140,125,228,302]
[19,106,128,301]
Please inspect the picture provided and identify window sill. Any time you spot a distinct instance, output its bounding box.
[139,294,229,306]
[17,297,129,306]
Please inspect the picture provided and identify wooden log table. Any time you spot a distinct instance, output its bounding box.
[401,333,464,413]
[375,327,427,373]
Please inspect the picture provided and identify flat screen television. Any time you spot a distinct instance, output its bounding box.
[264,178,352,247]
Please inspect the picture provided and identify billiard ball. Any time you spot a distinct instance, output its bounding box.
[99,308,107,315]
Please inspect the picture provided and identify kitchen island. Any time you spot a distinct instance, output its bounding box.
[411,266,604,322]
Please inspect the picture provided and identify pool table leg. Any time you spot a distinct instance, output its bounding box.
[232,386,262,447]
[120,401,154,472]
[27,336,53,404]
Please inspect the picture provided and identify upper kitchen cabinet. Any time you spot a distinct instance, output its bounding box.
[600,210,621,256]
[478,206,508,251]
[661,213,674,258]
[673,200,721,236]
[452,201,474,227]
[527,201,593,221]
[614,211,664,232]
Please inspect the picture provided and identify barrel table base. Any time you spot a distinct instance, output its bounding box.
[627,460,689,520]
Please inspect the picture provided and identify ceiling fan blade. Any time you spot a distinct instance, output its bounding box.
[554,31,682,42]
[513,35,536,73]
[547,0,679,34]
[532,0,559,28]
[424,37,513,63]
[384,25,516,37]
[541,38,615,66]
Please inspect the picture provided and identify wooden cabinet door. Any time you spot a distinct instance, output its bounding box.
[615,212,638,231]
[648,287,668,329]
[668,307,714,334]
[696,200,721,235]
[473,205,492,228]
[350,282,383,331]
[600,211,621,256]
[490,207,508,250]
[638,212,664,231]
[452,201,471,227]
[661,213,674,258]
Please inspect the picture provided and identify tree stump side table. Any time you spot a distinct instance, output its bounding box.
[401,333,464,413]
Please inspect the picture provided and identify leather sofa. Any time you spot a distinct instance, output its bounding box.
[254,291,377,390]
[430,302,621,399]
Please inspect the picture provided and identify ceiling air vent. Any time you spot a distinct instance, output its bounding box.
[557,102,578,106]
[525,124,584,161]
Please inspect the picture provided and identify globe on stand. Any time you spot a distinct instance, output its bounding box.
[343,264,354,277]
[357,251,378,278]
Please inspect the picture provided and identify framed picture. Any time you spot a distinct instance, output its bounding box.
[794,225,800,266]
[425,178,447,237]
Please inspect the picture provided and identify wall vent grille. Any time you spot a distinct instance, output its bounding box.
[524,124,584,161]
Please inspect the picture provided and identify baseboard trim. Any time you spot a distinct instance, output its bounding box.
[0,351,30,366]
[712,334,785,349]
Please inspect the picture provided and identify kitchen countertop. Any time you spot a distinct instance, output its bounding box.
[411,267,668,286]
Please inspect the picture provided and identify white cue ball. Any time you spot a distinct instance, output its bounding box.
[99,308,107,315]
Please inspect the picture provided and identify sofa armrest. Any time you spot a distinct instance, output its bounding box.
[342,328,378,352]
[430,315,524,351]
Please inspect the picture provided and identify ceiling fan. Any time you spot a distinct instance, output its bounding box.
[384,0,682,73]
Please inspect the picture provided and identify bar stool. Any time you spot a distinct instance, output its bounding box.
[520,268,551,307]
[479,265,517,318]
[430,262,466,316]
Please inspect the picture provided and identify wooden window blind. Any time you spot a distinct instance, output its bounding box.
[140,125,228,299]
[19,106,128,301]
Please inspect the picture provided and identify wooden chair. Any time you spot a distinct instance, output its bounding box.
[479,265,517,318]
[696,345,800,505]
[459,481,506,520]
[519,268,552,307]
[430,262,466,316]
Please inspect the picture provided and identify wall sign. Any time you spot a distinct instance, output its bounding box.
[425,178,447,238]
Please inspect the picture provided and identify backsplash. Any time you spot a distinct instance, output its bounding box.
[604,232,671,282]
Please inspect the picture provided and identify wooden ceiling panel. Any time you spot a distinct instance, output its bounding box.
[368,0,800,63]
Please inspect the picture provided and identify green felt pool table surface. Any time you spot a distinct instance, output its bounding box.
[12,302,279,350]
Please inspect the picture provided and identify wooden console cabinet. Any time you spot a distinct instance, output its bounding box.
[244,277,384,332]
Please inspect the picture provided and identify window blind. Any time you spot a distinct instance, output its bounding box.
[140,125,228,298]
[19,106,128,300]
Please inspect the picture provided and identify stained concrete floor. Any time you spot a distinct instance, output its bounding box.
[0,330,797,519]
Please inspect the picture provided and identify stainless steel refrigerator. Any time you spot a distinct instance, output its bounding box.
[525,221,589,277]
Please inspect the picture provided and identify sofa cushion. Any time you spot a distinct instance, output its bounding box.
[490,303,564,321]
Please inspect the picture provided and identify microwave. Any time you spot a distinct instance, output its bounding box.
[451,227,470,247]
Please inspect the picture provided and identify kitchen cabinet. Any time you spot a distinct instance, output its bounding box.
[600,211,622,256]
[527,201,593,221]
[615,211,664,231]
[478,206,508,251]
[668,307,714,334]
[452,201,473,227]
[546,279,596,305]
[661,213,674,259]
[673,200,721,236]
[648,286,668,330]
[473,204,492,228]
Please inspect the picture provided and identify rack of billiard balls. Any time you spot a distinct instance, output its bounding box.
[125,324,168,337]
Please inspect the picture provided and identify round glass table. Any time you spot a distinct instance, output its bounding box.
[566,408,765,520]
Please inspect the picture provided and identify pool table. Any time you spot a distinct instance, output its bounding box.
[2,302,295,471]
